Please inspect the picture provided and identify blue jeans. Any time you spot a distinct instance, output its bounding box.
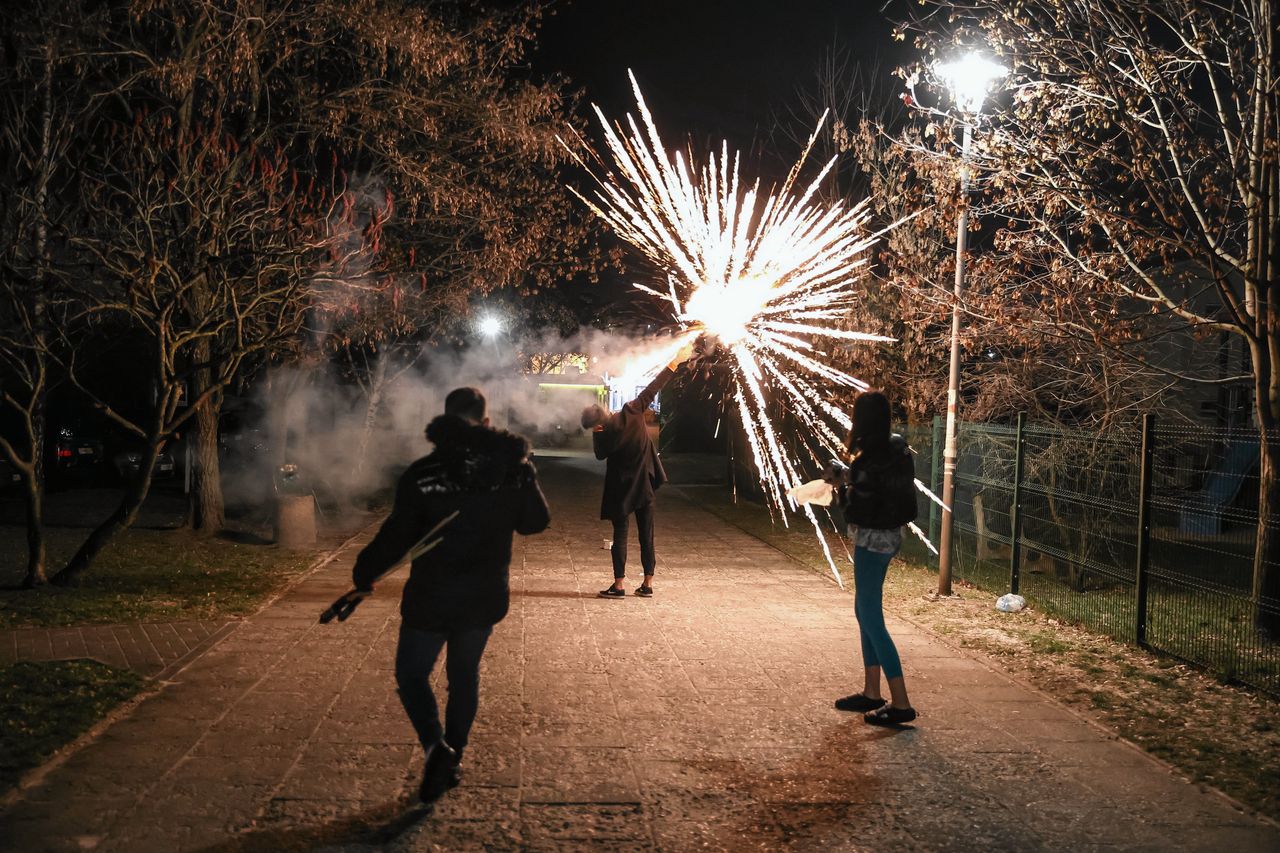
[394,623,492,753]
[853,546,903,680]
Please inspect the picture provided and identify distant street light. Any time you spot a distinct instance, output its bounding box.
[477,314,504,340]
[934,52,1005,598]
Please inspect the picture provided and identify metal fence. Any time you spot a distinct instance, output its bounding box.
[902,416,1280,697]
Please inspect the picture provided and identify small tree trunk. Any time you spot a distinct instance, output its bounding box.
[22,41,53,587]
[352,351,389,488]
[51,444,161,587]
[186,393,224,534]
[21,461,46,588]
[186,338,224,534]
[1253,430,1280,637]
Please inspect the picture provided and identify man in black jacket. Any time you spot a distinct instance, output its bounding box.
[581,341,694,598]
[351,387,550,804]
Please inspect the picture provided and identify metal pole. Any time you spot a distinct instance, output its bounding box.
[937,121,974,596]
[1134,413,1155,646]
[1009,412,1027,595]
[929,414,943,551]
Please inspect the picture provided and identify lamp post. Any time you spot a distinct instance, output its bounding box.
[933,53,1006,597]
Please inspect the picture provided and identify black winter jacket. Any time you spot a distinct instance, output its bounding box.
[834,434,919,530]
[592,367,672,520]
[352,415,550,630]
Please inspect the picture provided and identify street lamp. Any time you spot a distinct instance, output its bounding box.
[477,314,504,340]
[934,52,1005,597]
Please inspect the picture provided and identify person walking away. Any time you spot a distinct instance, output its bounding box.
[826,390,919,726]
[581,340,695,598]
[350,387,550,803]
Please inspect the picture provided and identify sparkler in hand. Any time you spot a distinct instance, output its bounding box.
[560,73,932,584]
[319,510,461,624]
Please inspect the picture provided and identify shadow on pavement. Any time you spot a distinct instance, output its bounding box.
[194,798,432,853]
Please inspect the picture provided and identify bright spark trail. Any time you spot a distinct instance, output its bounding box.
[562,74,940,584]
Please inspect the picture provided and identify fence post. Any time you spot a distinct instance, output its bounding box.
[1134,413,1156,647]
[1009,412,1027,595]
[930,414,943,551]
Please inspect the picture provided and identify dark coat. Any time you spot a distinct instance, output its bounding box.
[835,434,919,530]
[352,415,550,631]
[593,367,673,521]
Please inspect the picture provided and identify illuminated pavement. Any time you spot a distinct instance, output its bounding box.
[2,457,1276,851]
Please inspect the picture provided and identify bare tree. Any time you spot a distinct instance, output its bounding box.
[899,0,1280,632]
[50,116,345,585]
[0,4,104,586]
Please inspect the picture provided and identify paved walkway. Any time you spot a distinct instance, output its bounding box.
[1,458,1276,852]
[0,620,232,680]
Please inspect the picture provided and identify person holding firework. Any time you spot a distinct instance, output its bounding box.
[825,390,919,726]
[582,340,696,598]
[350,387,550,804]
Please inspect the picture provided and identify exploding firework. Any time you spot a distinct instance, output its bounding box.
[562,74,940,583]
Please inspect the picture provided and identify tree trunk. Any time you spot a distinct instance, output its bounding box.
[1253,427,1280,637]
[185,334,224,534]
[21,457,46,588]
[22,40,53,587]
[186,392,224,534]
[352,350,389,490]
[51,444,161,587]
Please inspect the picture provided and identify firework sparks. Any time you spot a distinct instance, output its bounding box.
[562,74,936,585]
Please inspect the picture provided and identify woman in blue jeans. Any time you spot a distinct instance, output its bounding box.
[829,391,918,726]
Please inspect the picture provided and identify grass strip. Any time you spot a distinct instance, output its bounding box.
[0,529,316,628]
[0,660,144,791]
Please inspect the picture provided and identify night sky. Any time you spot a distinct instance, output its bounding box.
[534,0,903,154]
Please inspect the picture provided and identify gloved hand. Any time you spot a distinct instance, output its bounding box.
[320,588,370,624]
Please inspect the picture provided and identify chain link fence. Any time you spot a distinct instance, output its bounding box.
[901,417,1280,697]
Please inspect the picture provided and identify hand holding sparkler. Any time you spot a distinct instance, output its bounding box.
[668,338,698,370]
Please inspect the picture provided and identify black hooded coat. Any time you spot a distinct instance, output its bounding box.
[592,367,673,520]
[352,415,550,631]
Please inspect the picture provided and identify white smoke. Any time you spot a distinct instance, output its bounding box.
[222,326,685,509]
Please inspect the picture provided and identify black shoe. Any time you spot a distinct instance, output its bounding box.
[864,704,917,727]
[598,586,625,598]
[634,585,653,597]
[834,693,886,713]
[419,741,460,804]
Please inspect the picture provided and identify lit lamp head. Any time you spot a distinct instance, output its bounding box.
[935,53,1007,114]
[477,314,504,339]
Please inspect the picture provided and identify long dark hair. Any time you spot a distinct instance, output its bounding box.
[845,391,892,458]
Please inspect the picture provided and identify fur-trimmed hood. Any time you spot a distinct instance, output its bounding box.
[418,414,533,493]
[426,414,530,462]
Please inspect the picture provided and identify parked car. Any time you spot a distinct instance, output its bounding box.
[46,422,104,485]
[111,445,177,482]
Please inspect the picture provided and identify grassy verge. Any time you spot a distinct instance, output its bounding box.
[0,529,317,628]
[692,488,1280,822]
[0,660,144,791]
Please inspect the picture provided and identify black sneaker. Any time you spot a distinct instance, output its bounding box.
[864,704,917,727]
[598,586,626,598]
[834,693,886,713]
[419,741,460,804]
[634,585,653,597]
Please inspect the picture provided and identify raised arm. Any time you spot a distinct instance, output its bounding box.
[629,340,696,412]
